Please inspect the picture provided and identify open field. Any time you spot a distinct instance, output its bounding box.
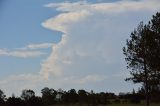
[52,103,160,106]
[108,104,160,106]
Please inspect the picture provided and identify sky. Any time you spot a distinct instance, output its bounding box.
[0,0,160,96]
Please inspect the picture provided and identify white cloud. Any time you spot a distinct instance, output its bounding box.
[45,0,160,13]
[19,43,54,50]
[40,0,160,92]
[41,0,160,79]
[77,75,108,84]
[0,49,46,58]
[0,42,53,58]
[42,11,90,33]
[0,74,44,96]
[0,49,8,55]
[1,0,160,95]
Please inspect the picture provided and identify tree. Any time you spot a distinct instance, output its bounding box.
[78,89,88,106]
[26,96,43,106]
[21,89,35,101]
[0,89,6,106]
[147,12,160,102]
[124,11,160,103]
[97,92,108,105]
[123,12,160,106]
[67,89,78,105]
[41,87,57,105]
[6,96,23,106]
[0,89,6,100]
[123,21,152,106]
[148,12,160,87]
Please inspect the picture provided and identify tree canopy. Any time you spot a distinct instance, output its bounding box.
[123,12,160,106]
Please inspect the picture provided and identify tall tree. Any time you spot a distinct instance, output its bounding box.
[124,12,160,105]
[123,21,152,106]
[148,12,160,87]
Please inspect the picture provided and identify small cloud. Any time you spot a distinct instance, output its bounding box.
[0,49,8,55]
[78,75,108,84]
[9,51,46,58]
[18,43,54,50]
[27,43,54,49]
[0,42,54,58]
[0,49,46,58]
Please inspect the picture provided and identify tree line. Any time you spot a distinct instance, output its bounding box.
[0,87,160,106]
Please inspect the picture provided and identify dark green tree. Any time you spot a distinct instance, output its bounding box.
[6,96,23,106]
[67,89,78,105]
[147,12,160,102]
[148,12,160,87]
[123,12,160,106]
[0,89,6,106]
[41,87,57,105]
[123,21,152,106]
[21,89,35,101]
[78,89,88,106]
[0,89,5,100]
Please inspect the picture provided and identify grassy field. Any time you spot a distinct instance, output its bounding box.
[53,103,160,106]
[107,104,160,106]
[52,103,160,106]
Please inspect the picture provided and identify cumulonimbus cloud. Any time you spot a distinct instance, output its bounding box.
[41,0,160,79]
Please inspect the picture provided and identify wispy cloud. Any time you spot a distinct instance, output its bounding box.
[19,43,54,50]
[0,49,46,58]
[45,0,160,13]
[77,75,107,84]
[0,42,54,58]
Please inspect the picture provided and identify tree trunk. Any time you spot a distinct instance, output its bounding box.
[144,58,150,106]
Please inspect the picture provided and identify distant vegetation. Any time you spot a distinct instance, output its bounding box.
[0,87,160,106]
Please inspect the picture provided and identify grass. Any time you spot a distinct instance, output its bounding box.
[52,103,160,106]
[107,103,160,106]
[106,104,160,106]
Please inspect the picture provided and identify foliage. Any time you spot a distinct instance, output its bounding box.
[0,88,160,106]
[41,87,57,105]
[123,12,160,106]
[21,89,35,101]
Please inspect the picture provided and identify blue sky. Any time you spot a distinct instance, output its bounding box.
[0,0,160,96]
[0,0,119,76]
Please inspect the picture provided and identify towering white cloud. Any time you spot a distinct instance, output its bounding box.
[41,0,160,80]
